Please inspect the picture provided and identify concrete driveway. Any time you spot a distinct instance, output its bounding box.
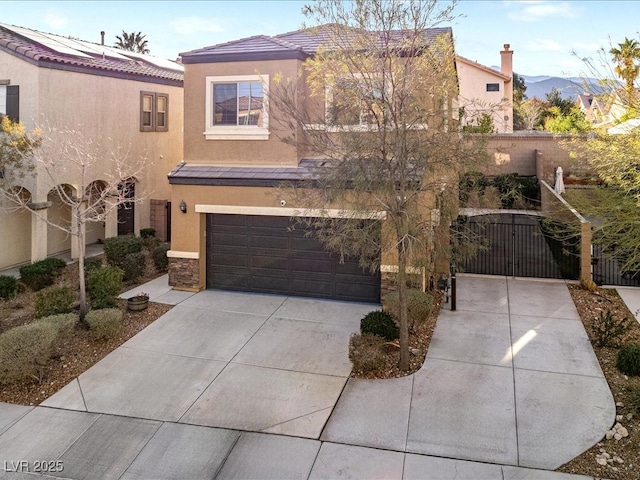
[42,289,374,439]
[0,277,612,479]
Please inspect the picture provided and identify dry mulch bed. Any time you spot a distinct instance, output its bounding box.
[558,284,640,479]
[349,289,444,379]
[0,258,172,406]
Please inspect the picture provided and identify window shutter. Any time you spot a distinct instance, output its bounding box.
[6,85,19,122]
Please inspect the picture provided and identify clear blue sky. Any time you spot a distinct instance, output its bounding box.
[1,1,638,78]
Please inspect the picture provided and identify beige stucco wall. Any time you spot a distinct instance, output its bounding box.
[457,59,511,133]
[0,49,183,269]
[475,133,590,181]
[183,60,299,166]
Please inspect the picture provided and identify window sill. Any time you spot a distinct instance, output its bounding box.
[204,127,269,141]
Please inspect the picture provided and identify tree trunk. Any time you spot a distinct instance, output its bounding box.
[397,247,410,371]
[76,205,88,322]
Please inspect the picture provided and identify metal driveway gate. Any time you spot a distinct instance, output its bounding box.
[454,213,579,280]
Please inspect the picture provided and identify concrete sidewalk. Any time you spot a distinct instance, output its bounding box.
[0,275,612,479]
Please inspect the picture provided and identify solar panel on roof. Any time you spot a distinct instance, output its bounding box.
[2,23,93,58]
[122,50,184,72]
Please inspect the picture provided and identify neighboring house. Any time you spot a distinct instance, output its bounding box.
[576,93,597,123]
[456,44,514,133]
[0,23,183,271]
[167,26,458,302]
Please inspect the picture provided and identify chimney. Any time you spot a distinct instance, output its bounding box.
[500,44,513,77]
[500,44,514,133]
[100,31,105,46]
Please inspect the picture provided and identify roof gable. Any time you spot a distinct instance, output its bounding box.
[455,54,510,81]
[0,23,183,86]
[180,24,454,64]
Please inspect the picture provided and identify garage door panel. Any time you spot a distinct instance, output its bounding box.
[207,214,380,303]
[212,233,248,247]
[210,253,248,267]
[291,258,333,274]
[251,256,289,270]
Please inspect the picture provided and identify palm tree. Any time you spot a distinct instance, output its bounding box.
[114,31,150,54]
[610,37,640,105]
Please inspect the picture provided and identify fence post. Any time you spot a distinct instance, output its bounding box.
[451,273,456,311]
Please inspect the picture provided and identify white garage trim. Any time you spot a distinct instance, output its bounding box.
[195,204,386,220]
[167,250,200,259]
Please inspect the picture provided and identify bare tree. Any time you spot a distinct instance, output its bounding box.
[270,0,487,370]
[0,120,151,320]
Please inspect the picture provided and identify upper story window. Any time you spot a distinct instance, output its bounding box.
[486,83,500,92]
[0,83,19,122]
[205,75,269,140]
[140,91,169,132]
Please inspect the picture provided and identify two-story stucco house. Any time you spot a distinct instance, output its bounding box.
[0,24,183,271]
[456,45,514,133]
[167,26,459,303]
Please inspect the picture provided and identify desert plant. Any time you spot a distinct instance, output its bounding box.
[104,235,143,268]
[0,321,58,385]
[617,343,640,376]
[152,244,169,272]
[85,308,123,340]
[385,289,434,331]
[348,333,387,374]
[361,310,399,341]
[121,251,146,282]
[627,382,640,413]
[34,286,75,318]
[592,310,632,348]
[38,313,78,337]
[0,275,18,299]
[89,266,124,309]
[19,258,66,291]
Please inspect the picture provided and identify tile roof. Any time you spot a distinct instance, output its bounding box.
[0,23,183,86]
[181,24,453,64]
[168,159,323,187]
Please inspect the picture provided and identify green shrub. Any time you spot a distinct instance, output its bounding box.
[140,228,156,238]
[84,256,103,276]
[0,321,58,385]
[0,275,18,299]
[19,258,66,291]
[142,235,161,251]
[34,286,75,318]
[37,313,78,337]
[121,251,146,282]
[349,333,387,373]
[104,236,143,268]
[89,266,124,309]
[152,244,170,272]
[617,343,640,376]
[360,310,399,341]
[85,308,123,340]
[592,310,632,348]
[385,289,434,331]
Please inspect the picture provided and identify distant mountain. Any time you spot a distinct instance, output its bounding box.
[518,74,611,101]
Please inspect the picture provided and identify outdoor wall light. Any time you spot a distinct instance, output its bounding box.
[179,200,187,214]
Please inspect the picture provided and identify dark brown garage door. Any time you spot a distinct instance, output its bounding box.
[206,214,380,303]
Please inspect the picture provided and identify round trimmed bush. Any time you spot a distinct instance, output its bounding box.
[89,266,124,309]
[360,310,399,341]
[152,244,169,272]
[34,286,75,318]
[0,275,18,299]
[0,322,58,385]
[617,343,640,377]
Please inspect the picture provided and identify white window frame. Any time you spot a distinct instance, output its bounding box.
[204,74,269,140]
